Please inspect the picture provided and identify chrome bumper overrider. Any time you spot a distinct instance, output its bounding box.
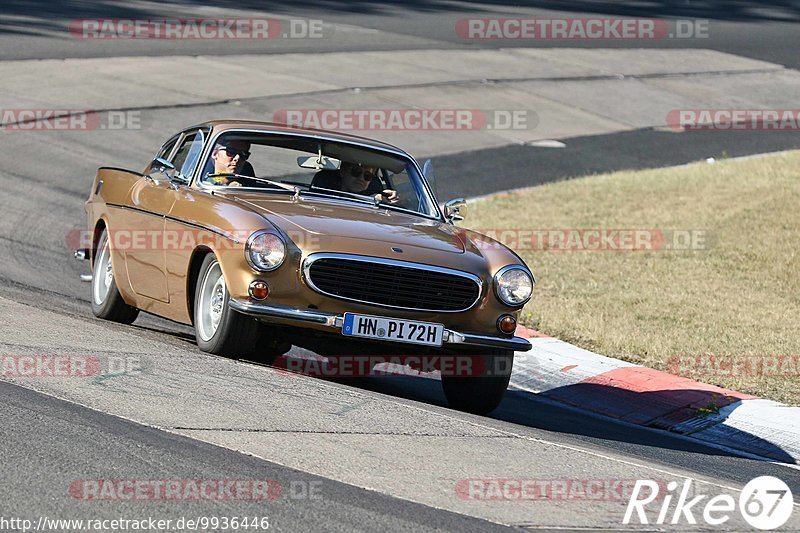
[228,299,532,352]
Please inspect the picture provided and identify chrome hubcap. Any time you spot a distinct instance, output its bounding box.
[197,261,225,342]
[92,236,112,305]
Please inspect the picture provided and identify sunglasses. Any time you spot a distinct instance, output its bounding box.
[347,165,376,180]
[219,146,251,160]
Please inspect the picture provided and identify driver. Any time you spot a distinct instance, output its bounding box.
[206,139,252,186]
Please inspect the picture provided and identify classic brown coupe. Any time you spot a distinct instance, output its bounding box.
[77,121,534,414]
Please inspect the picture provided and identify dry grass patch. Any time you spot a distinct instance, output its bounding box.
[466,151,800,404]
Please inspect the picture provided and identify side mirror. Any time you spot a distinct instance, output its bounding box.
[444,198,466,223]
[146,157,177,186]
[153,157,175,172]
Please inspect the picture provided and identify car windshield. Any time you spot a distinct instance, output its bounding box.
[198,131,440,218]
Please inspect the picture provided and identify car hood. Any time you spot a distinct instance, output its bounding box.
[232,194,467,254]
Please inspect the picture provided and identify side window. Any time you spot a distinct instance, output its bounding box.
[172,131,206,179]
[384,169,416,211]
[157,137,178,160]
[384,166,437,215]
[144,136,178,174]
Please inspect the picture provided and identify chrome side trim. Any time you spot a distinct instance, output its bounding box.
[106,203,241,243]
[301,252,483,313]
[229,298,531,351]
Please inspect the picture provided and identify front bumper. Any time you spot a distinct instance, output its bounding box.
[229,299,532,352]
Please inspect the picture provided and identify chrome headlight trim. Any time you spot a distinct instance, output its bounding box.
[493,265,534,307]
[245,230,286,272]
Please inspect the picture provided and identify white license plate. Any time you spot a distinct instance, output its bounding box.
[342,313,444,347]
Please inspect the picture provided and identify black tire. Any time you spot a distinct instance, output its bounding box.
[193,254,261,357]
[252,324,292,365]
[91,229,139,324]
[441,348,514,415]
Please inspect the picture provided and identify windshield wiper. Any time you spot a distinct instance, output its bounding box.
[207,173,300,197]
[307,185,380,206]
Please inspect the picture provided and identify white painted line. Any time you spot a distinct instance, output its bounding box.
[527,139,566,148]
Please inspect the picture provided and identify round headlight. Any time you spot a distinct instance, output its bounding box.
[246,231,286,272]
[494,266,534,306]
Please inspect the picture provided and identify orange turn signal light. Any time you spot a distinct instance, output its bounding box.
[249,280,269,300]
[497,315,517,335]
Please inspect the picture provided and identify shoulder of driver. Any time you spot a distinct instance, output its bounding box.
[364,177,384,195]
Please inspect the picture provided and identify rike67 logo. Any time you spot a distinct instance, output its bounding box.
[624,476,794,530]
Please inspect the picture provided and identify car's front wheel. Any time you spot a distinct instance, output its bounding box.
[441,348,514,415]
[253,324,292,364]
[91,229,139,324]
[194,254,261,358]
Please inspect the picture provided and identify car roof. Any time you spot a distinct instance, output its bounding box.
[187,120,410,156]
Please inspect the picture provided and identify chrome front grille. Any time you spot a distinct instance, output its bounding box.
[303,254,481,312]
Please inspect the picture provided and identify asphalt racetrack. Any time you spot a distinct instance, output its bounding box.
[1,1,799,530]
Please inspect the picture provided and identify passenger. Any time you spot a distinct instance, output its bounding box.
[336,162,400,205]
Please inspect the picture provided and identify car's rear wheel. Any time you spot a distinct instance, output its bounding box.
[194,254,262,358]
[441,348,514,415]
[91,229,139,324]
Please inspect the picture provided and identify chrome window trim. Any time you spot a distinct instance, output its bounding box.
[177,129,206,181]
[171,129,206,180]
[153,133,181,164]
[493,264,535,307]
[144,133,180,175]
[191,128,444,221]
[168,132,186,161]
[302,252,483,313]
